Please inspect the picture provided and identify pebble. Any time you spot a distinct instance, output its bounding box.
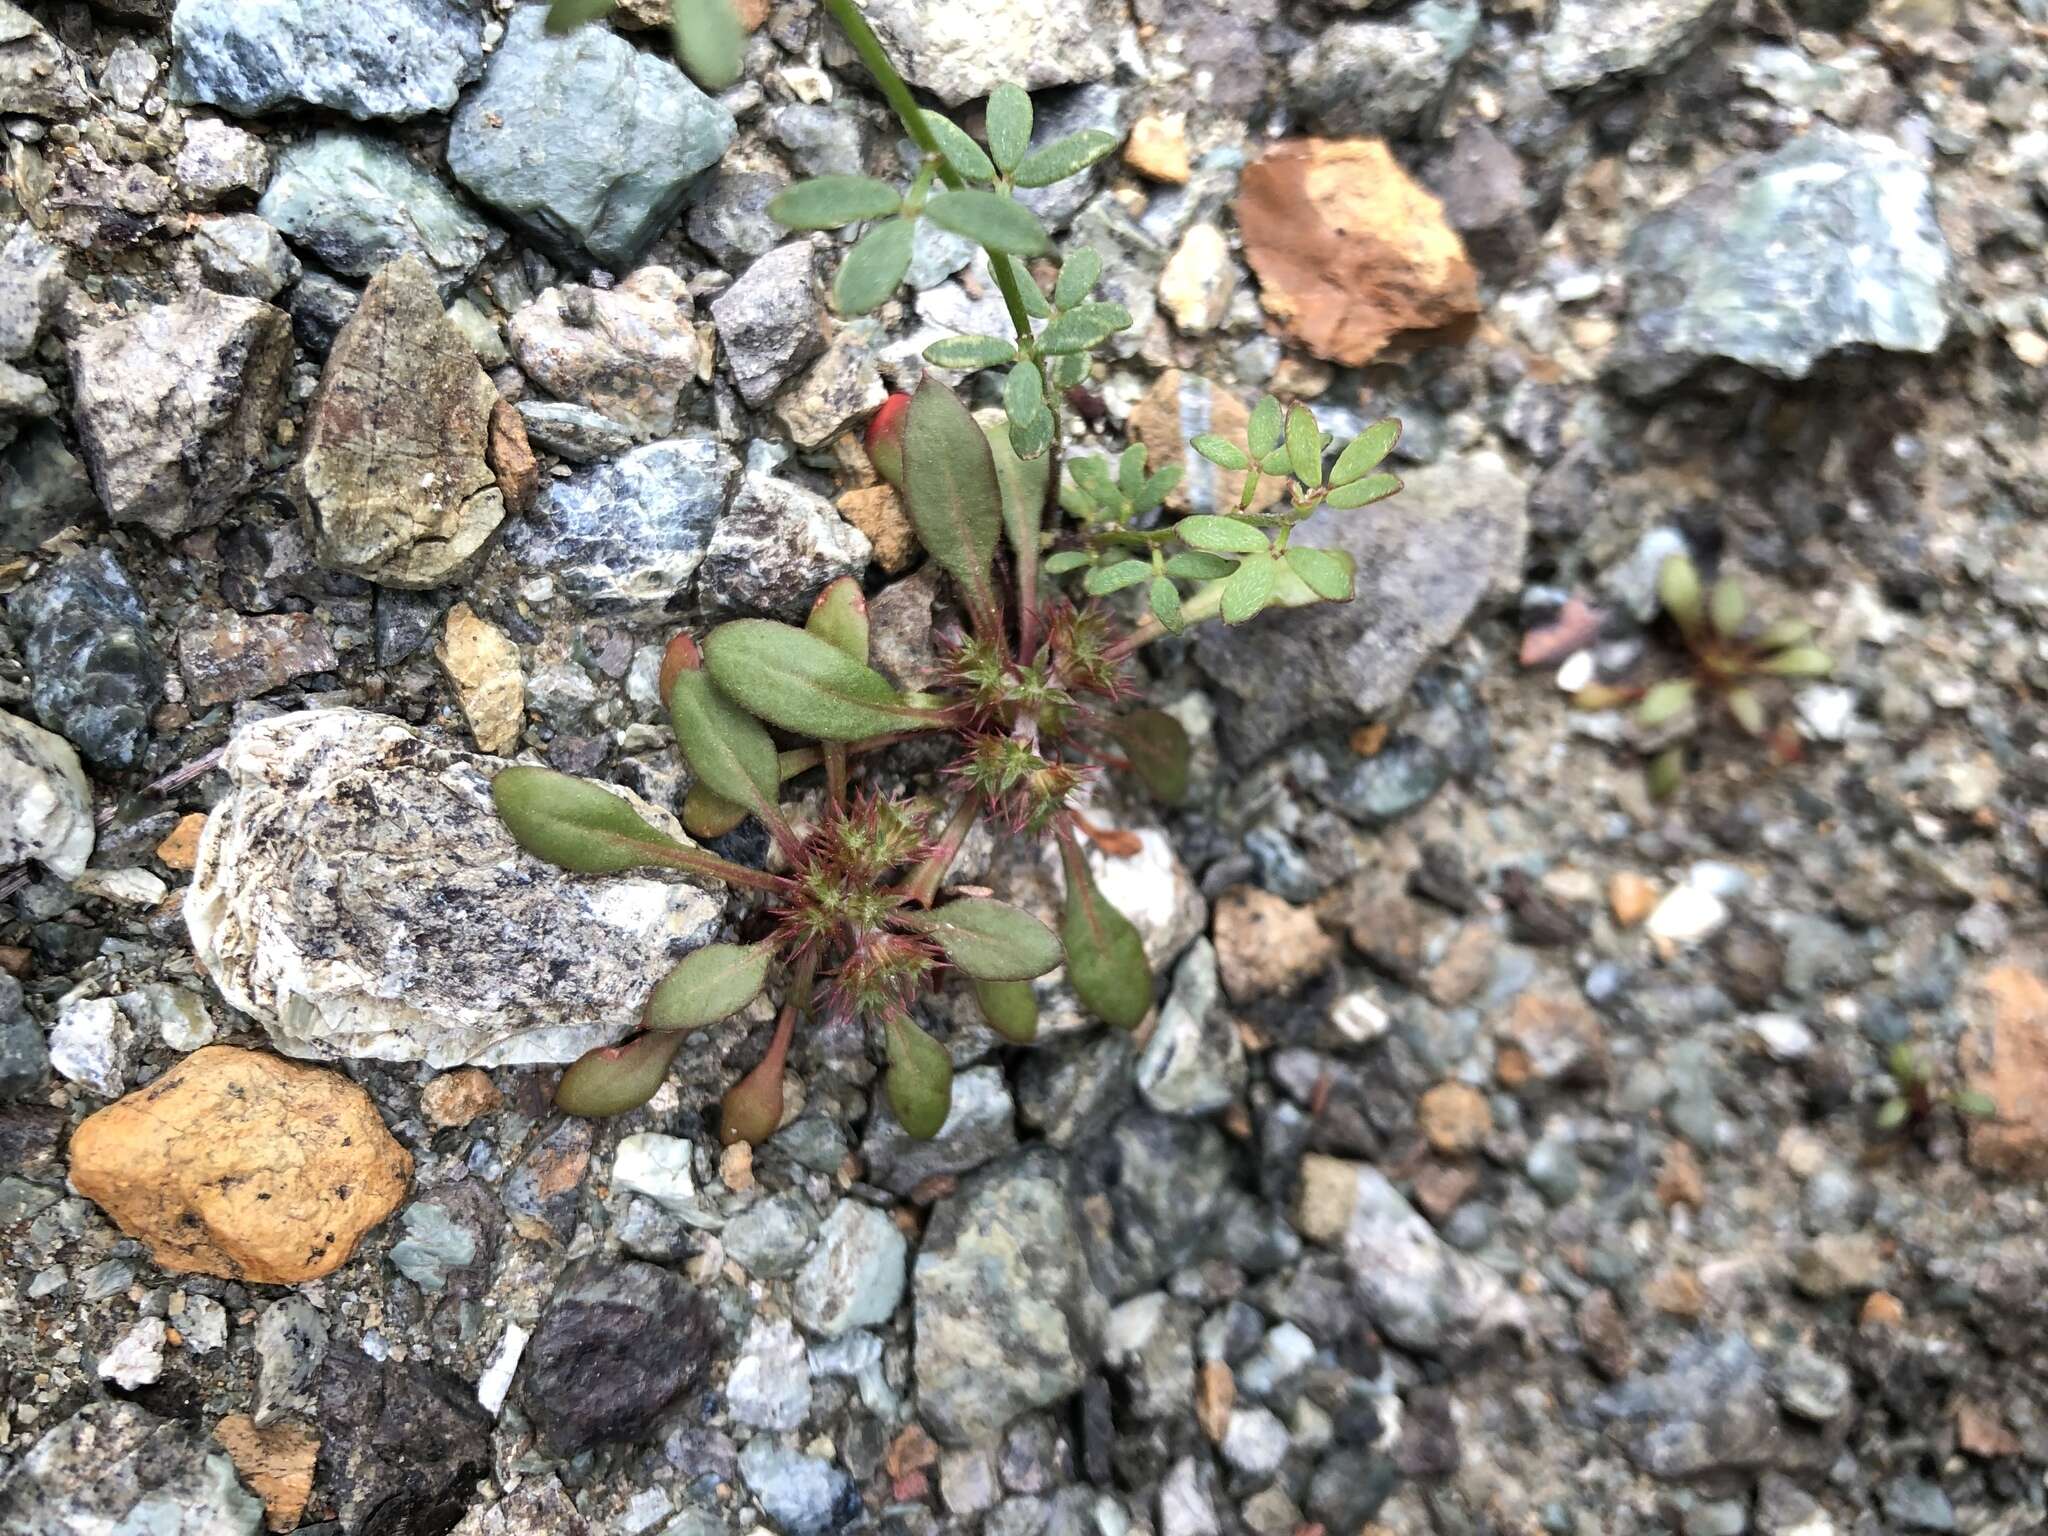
[793,1199,908,1338]
[509,267,703,439]
[726,1315,812,1429]
[99,1316,168,1388]
[0,709,93,880]
[1648,883,1730,944]
[259,131,497,293]
[170,0,485,120]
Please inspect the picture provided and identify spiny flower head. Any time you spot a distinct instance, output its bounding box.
[1044,603,1128,701]
[826,930,938,1021]
[951,733,1088,832]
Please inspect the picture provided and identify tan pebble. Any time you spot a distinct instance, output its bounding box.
[1608,871,1658,927]
[1195,1359,1235,1442]
[837,485,915,573]
[720,1139,755,1191]
[420,1066,501,1128]
[1655,1142,1705,1210]
[1859,1290,1905,1328]
[156,813,209,871]
[436,602,524,755]
[1417,1081,1492,1155]
[1644,1265,1705,1318]
[214,1414,320,1532]
[1125,112,1191,184]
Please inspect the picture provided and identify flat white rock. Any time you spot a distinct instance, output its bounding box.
[186,708,726,1067]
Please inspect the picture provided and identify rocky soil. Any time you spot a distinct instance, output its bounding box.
[3,0,2048,1533]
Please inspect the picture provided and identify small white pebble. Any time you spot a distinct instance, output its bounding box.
[1647,884,1728,945]
[1555,650,1596,693]
[476,1322,530,1416]
[99,1318,167,1388]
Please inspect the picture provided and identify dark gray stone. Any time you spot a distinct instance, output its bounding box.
[316,1346,494,1534]
[862,1064,1020,1195]
[1071,1111,1234,1300]
[710,241,824,407]
[171,0,485,120]
[0,974,46,1098]
[519,1256,719,1456]
[8,547,165,770]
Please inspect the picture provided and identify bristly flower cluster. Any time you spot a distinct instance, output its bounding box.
[497,0,1413,1143]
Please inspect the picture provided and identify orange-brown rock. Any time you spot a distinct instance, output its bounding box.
[420,1066,502,1128]
[1237,138,1480,367]
[69,1045,411,1284]
[215,1415,320,1531]
[487,398,539,513]
[837,485,915,572]
[155,812,209,871]
[1212,885,1338,1003]
[1962,963,2048,1176]
[1418,1081,1491,1155]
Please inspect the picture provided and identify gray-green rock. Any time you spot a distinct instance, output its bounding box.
[0,1400,263,1536]
[171,0,485,120]
[1540,0,1729,92]
[259,132,498,293]
[1614,124,1953,395]
[447,5,734,267]
[6,547,166,770]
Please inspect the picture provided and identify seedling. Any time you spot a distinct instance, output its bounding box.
[1872,1043,1997,1139]
[1575,554,1833,798]
[503,0,1407,1140]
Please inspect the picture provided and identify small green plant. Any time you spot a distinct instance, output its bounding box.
[1872,1043,1997,1137]
[1575,554,1833,798]
[499,0,1406,1141]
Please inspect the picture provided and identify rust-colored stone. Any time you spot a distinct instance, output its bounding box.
[1213,885,1338,1003]
[837,485,915,573]
[214,1414,320,1532]
[487,397,539,513]
[156,812,209,871]
[1963,963,2048,1176]
[420,1066,502,1128]
[1237,138,1479,367]
[69,1045,410,1284]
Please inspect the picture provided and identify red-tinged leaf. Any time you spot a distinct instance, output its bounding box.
[807,576,870,664]
[492,766,687,873]
[883,1013,954,1139]
[897,898,1062,981]
[972,979,1039,1044]
[557,1031,686,1117]
[644,941,775,1031]
[902,378,1004,639]
[1110,709,1190,805]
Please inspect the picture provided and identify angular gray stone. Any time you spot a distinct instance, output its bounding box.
[185,708,726,1066]
[171,0,485,120]
[776,329,887,450]
[1592,1333,1783,1480]
[0,709,92,880]
[698,472,870,619]
[1615,124,1953,395]
[1194,452,1526,761]
[259,132,498,293]
[914,1148,1106,1446]
[793,1199,908,1339]
[738,1441,861,1536]
[515,400,636,462]
[189,213,301,299]
[447,4,735,267]
[507,435,738,616]
[724,1192,819,1278]
[1322,1162,1529,1357]
[1540,0,1728,92]
[859,0,1124,105]
[0,225,63,363]
[176,117,272,206]
[0,973,46,1097]
[0,1401,263,1536]
[710,241,824,407]
[67,291,291,536]
[727,1315,812,1429]
[508,266,701,439]
[297,255,512,588]
[1135,938,1243,1116]
[0,1,86,120]
[1289,13,1462,137]
[6,547,166,771]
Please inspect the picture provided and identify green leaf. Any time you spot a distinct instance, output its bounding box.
[986,83,1033,174]
[925,189,1048,256]
[1054,248,1100,309]
[1954,1089,2000,1120]
[1323,471,1402,510]
[1043,550,1095,574]
[834,217,916,314]
[1874,1095,1910,1132]
[1148,576,1184,634]
[1757,618,1814,653]
[492,766,685,873]
[982,413,1050,573]
[1164,550,1235,580]
[1191,434,1249,471]
[1177,515,1268,554]
[1049,350,1088,389]
[1004,361,1052,460]
[806,575,869,664]
[1221,553,1279,624]
[1246,396,1283,458]
[923,334,1017,369]
[1008,256,1052,318]
[645,941,775,1031]
[903,376,1004,632]
[1726,685,1766,736]
[1068,455,1116,505]
[669,662,779,814]
[702,619,928,740]
[922,111,995,183]
[1758,646,1832,679]
[1036,301,1132,354]
[682,781,746,840]
[1084,559,1151,595]
[1259,445,1291,475]
[1710,576,1747,638]
[1636,679,1696,727]
[1285,404,1322,487]
[1285,545,1354,601]
[1058,838,1151,1029]
[671,0,744,89]
[557,1032,687,1117]
[1113,709,1190,805]
[884,1013,954,1139]
[1117,443,1147,499]
[771,175,902,230]
[1134,465,1182,515]
[1330,419,1400,487]
[546,0,615,31]
[972,979,1039,1044]
[1646,746,1685,800]
[898,898,1062,981]
[1013,129,1120,188]
[1658,554,1703,632]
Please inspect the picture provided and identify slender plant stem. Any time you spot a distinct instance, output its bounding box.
[824,742,849,811]
[651,841,790,895]
[900,793,983,907]
[820,0,1035,344]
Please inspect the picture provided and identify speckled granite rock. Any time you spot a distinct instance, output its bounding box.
[0,709,93,879]
[858,0,1124,105]
[0,1401,263,1536]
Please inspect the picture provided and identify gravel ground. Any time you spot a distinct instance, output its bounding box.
[4,2,2048,1534]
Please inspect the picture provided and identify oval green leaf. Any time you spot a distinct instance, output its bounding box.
[1221,552,1279,624]
[1323,472,1402,510]
[1036,301,1132,355]
[834,217,916,315]
[986,83,1033,174]
[1164,550,1236,580]
[1054,247,1100,308]
[645,940,774,1032]
[1148,575,1184,634]
[1330,419,1401,487]
[770,175,903,230]
[806,576,870,664]
[682,780,747,840]
[1012,129,1120,188]
[1246,396,1283,457]
[924,334,1017,369]
[702,619,929,740]
[1113,708,1190,805]
[1058,839,1151,1029]
[925,189,1049,256]
[1084,558,1151,595]
[492,766,685,873]
[1285,404,1322,487]
[546,0,616,30]
[669,666,779,816]
[557,1031,686,1117]
[922,110,995,183]
[884,1013,955,1139]
[1284,545,1355,601]
[671,0,743,90]
[1043,549,1095,575]
[981,411,1051,570]
[903,376,1004,634]
[899,897,1062,981]
[972,979,1039,1045]
[1177,515,1268,555]
[1004,361,1053,461]
[1191,434,1249,471]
